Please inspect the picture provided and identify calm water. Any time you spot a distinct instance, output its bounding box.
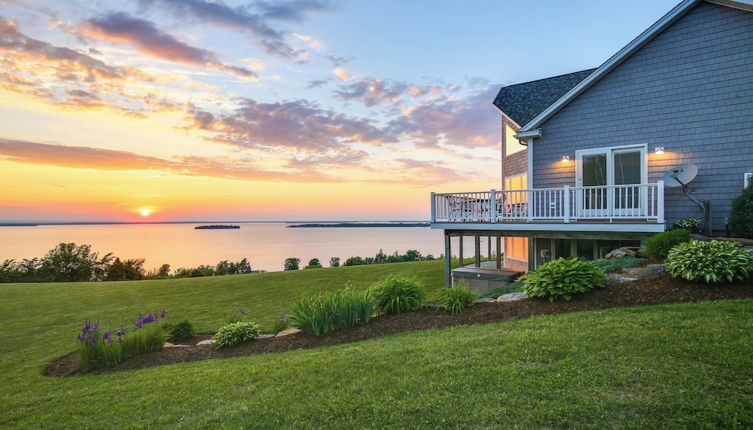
[0,223,459,272]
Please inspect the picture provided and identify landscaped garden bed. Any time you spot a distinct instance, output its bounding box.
[44,274,753,377]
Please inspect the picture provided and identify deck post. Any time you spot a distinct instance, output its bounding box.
[444,233,451,288]
[474,236,481,267]
[657,180,665,224]
[563,185,571,223]
[487,236,492,259]
[496,236,502,269]
[430,192,436,223]
[458,235,464,267]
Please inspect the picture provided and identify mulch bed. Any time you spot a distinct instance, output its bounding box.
[44,276,753,377]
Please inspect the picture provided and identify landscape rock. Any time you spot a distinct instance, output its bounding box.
[744,247,753,254]
[624,264,665,280]
[476,297,497,303]
[164,342,174,348]
[497,292,527,302]
[608,273,639,283]
[197,339,215,345]
[605,247,638,259]
[259,334,275,339]
[275,327,301,337]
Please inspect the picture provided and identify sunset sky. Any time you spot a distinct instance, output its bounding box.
[0,0,676,222]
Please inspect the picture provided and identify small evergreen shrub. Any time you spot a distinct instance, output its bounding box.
[167,320,194,342]
[646,229,692,260]
[368,275,426,314]
[593,257,645,273]
[213,321,260,348]
[729,181,753,238]
[522,258,607,302]
[289,288,375,336]
[437,285,476,314]
[666,240,753,283]
[671,218,702,233]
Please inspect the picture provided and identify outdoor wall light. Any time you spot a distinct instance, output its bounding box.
[561,155,570,163]
[655,147,665,155]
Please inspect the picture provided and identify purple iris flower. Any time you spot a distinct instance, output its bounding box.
[135,320,143,329]
[92,321,100,331]
[82,321,92,333]
[160,309,168,319]
[240,309,246,315]
[279,313,285,321]
[102,330,113,343]
[232,313,237,320]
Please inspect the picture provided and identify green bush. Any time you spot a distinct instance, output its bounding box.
[593,257,645,273]
[522,258,607,302]
[729,181,753,238]
[289,288,375,336]
[437,285,476,314]
[666,240,753,283]
[671,218,702,233]
[167,320,194,342]
[478,282,524,299]
[368,275,427,314]
[646,229,692,260]
[213,321,260,349]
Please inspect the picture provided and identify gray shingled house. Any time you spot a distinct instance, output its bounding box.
[431,0,753,288]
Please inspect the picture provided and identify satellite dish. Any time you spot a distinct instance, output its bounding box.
[662,164,698,187]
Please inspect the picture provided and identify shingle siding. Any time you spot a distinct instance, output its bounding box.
[532,2,753,231]
[504,150,527,179]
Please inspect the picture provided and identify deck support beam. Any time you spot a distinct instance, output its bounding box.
[496,236,502,269]
[444,234,451,288]
[458,235,464,267]
[474,236,481,267]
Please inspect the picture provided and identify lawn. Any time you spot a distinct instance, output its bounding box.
[1,260,752,428]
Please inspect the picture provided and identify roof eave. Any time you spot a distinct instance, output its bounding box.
[518,0,707,136]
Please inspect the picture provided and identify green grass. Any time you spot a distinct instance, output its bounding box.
[1,260,752,428]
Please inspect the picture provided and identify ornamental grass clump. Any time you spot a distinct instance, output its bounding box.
[368,275,426,314]
[289,287,375,336]
[213,321,261,348]
[77,309,167,370]
[666,240,753,283]
[437,284,476,314]
[522,258,607,302]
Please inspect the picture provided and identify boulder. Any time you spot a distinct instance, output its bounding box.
[497,292,527,302]
[624,264,665,280]
[605,247,638,259]
[475,297,497,303]
[258,334,275,339]
[275,327,301,337]
[607,273,639,283]
[196,339,215,346]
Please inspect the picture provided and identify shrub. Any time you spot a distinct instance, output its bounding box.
[368,275,426,314]
[666,240,753,283]
[213,321,260,348]
[646,229,692,260]
[522,258,607,302]
[593,257,645,273]
[304,258,322,269]
[167,320,194,342]
[729,181,753,238]
[329,257,340,267]
[671,218,702,233]
[272,313,290,334]
[289,288,375,336]
[478,282,524,299]
[77,309,167,370]
[437,285,476,314]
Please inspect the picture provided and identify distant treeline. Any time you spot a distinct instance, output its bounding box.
[0,243,256,283]
[283,249,437,271]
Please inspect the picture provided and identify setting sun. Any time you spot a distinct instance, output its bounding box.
[137,208,152,217]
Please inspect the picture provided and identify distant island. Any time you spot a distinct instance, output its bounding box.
[194,225,240,230]
[288,222,430,228]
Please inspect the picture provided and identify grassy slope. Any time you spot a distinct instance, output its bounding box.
[1,261,752,428]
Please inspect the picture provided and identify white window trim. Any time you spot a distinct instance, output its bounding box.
[574,143,648,187]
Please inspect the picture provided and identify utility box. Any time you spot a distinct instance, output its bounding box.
[451,267,522,295]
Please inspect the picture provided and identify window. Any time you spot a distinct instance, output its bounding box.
[504,124,526,156]
[505,237,528,261]
[504,174,528,204]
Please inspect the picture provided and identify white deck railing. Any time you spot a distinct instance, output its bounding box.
[431,182,665,224]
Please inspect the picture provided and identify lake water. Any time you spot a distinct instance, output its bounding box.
[0,223,468,272]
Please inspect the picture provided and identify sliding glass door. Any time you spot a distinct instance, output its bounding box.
[576,145,646,218]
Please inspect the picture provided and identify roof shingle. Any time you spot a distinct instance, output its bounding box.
[493,69,596,127]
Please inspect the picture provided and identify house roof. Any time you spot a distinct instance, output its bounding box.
[517,0,753,137]
[492,69,596,128]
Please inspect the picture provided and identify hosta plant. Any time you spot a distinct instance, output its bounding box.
[522,258,607,302]
[213,321,260,348]
[666,240,753,283]
[368,275,427,314]
[437,284,476,314]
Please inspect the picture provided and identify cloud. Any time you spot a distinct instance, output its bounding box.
[187,97,392,152]
[137,0,333,60]
[387,85,502,148]
[306,79,329,89]
[332,67,350,81]
[333,77,443,107]
[80,12,257,80]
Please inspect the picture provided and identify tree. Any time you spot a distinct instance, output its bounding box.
[105,258,145,281]
[404,249,423,261]
[329,257,340,267]
[157,264,171,277]
[304,258,322,269]
[39,243,113,282]
[729,178,753,238]
[374,249,388,263]
[284,258,300,271]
